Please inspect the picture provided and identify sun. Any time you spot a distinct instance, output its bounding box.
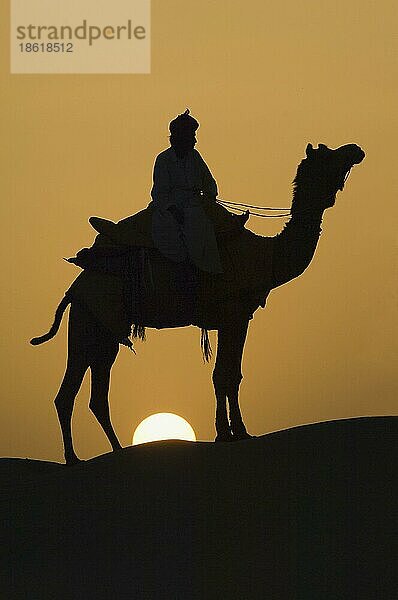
[132,413,197,445]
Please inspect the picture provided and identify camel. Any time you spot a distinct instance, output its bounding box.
[31,143,365,465]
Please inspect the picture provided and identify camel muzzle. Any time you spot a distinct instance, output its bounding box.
[342,144,365,166]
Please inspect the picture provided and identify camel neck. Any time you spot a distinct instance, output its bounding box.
[290,188,325,222]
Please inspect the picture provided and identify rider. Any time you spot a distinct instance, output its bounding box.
[151,109,248,274]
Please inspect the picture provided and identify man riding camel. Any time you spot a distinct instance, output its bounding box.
[151,109,248,273]
[69,109,248,274]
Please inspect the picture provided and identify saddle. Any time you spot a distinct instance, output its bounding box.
[87,198,248,249]
[88,204,155,248]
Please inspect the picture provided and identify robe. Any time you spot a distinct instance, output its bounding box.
[151,146,223,273]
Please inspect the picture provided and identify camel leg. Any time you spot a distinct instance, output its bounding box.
[213,385,230,442]
[54,354,88,465]
[89,347,122,453]
[228,386,252,440]
[213,319,250,441]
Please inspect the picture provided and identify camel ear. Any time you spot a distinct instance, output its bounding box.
[318,143,328,151]
[306,143,314,157]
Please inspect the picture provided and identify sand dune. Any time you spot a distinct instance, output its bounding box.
[2,416,397,599]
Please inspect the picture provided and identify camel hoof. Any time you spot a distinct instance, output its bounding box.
[232,431,254,441]
[65,455,82,467]
[214,432,234,443]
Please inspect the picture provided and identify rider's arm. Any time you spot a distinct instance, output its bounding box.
[195,151,218,199]
[151,154,171,208]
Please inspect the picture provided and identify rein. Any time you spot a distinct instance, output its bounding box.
[216,199,290,218]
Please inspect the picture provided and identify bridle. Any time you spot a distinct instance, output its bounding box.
[215,168,352,219]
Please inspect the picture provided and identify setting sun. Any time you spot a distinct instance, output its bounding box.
[132,413,197,445]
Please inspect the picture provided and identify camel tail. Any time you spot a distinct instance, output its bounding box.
[30,296,71,346]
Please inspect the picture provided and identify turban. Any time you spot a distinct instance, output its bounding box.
[169,109,199,137]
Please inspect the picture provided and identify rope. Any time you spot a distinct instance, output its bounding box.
[218,199,291,211]
[218,204,291,218]
[216,192,337,219]
[216,199,291,218]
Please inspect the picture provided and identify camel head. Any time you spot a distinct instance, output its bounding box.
[292,143,365,211]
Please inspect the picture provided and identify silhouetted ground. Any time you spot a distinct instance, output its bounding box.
[2,416,397,599]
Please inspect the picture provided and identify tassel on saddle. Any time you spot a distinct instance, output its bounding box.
[200,328,212,362]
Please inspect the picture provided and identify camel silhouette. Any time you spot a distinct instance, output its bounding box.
[31,143,364,465]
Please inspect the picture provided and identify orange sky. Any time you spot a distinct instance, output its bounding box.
[1,0,397,461]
